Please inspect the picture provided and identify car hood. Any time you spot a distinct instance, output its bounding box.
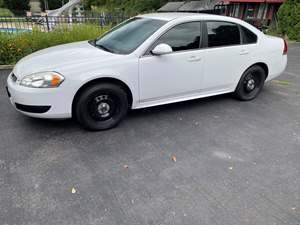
[13,41,118,78]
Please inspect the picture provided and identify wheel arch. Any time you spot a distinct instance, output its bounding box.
[247,62,269,79]
[72,77,133,118]
[235,62,269,92]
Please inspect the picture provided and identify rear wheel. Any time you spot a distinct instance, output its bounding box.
[75,83,128,131]
[234,65,266,101]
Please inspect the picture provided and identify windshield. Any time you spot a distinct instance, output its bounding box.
[93,17,167,55]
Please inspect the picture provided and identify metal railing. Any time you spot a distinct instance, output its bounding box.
[0,15,129,34]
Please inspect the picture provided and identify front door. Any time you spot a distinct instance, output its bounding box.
[139,22,204,103]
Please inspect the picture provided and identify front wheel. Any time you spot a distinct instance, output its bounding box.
[75,83,129,131]
[234,65,266,101]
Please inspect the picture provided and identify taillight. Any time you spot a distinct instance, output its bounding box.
[283,39,288,55]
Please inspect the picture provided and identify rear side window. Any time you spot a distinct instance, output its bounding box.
[155,22,201,52]
[206,21,241,48]
[241,26,257,44]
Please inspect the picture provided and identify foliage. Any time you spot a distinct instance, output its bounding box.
[0,25,110,65]
[3,0,30,13]
[0,7,13,16]
[265,27,282,37]
[39,0,66,11]
[124,0,168,14]
[83,0,168,14]
[277,0,300,41]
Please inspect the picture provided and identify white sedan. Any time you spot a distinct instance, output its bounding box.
[7,13,288,131]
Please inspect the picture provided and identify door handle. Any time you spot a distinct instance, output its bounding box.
[240,50,249,55]
[188,56,202,62]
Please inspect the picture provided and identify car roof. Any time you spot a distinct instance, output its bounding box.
[139,12,232,22]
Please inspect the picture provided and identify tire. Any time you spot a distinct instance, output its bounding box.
[234,65,266,101]
[75,83,129,131]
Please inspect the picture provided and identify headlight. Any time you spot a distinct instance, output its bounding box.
[20,72,65,88]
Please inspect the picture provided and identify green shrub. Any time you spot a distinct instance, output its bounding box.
[40,0,64,11]
[0,7,13,16]
[277,0,300,41]
[83,0,168,14]
[0,25,110,65]
[3,0,29,13]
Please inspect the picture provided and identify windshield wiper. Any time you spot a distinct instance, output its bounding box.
[97,44,113,53]
[89,40,114,53]
[88,39,96,46]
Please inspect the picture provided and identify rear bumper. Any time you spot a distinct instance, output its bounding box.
[6,73,73,119]
[266,55,288,81]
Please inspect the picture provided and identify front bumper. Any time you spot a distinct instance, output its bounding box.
[15,103,51,114]
[6,73,73,119]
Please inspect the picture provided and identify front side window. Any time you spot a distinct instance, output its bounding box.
[206,21,241,48]
[94,17,166,54]
[154,22,201,52]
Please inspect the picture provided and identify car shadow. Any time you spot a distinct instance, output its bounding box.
[128,93,232,118]
[22,93,232,131]
[24,117,78,130]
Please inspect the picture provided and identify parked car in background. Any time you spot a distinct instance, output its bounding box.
[6,13,288,131]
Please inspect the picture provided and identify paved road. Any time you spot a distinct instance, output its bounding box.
[0,44,300,225]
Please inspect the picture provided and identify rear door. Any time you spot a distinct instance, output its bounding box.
[202,21,252,92]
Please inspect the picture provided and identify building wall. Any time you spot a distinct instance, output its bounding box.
[222,2,283,26]
[29,0,42,13]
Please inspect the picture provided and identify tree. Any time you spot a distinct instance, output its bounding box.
[83,0,106,9]
[40,0,66,10]
[83,0,168,12]
[3,0,30,12]
[277,0,300,41]
[123,0,168,13]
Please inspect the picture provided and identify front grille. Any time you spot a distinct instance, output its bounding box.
[11,73,17,82]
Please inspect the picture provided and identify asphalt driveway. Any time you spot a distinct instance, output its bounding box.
[0,44,300,225]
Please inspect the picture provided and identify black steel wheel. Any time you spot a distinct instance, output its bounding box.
[234,65,266,101]
[75,83,128,131]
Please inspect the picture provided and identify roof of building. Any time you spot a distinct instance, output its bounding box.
[225,0,283,2]
[139,12,231,21]
[178,0,218,12]
[140,12,199,21]
[157,2,186,12]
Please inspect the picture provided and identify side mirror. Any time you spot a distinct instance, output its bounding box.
[151,43,173,56]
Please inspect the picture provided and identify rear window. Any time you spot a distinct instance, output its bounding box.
[241,26,257,44]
